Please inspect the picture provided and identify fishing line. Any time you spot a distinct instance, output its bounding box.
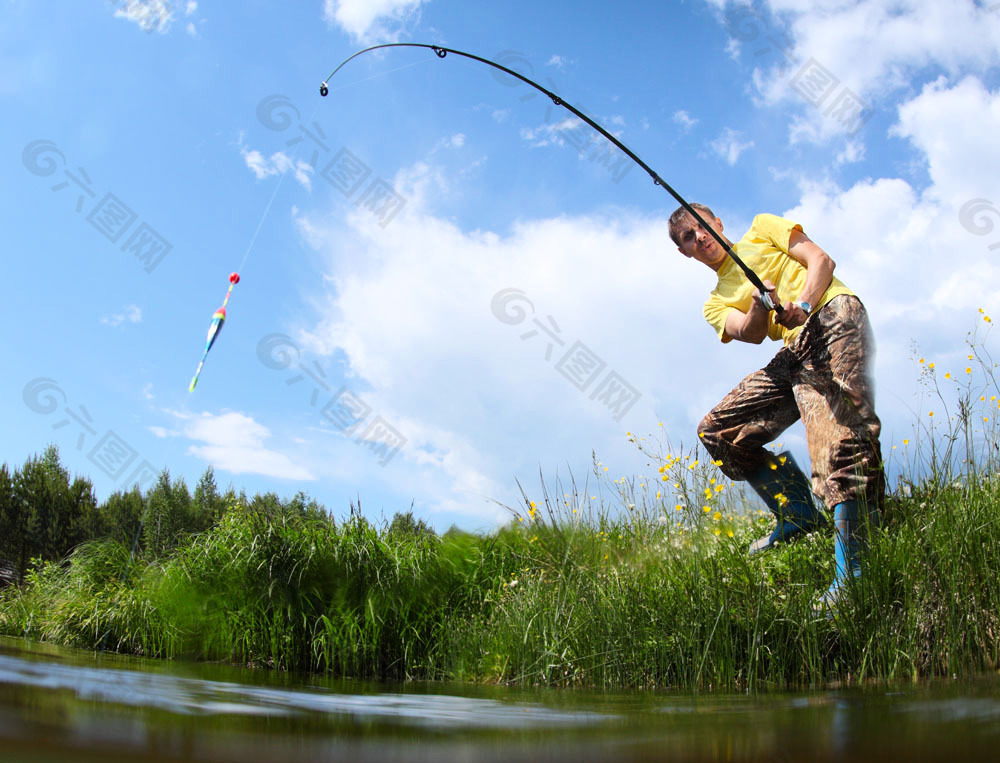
[236,98,324,275]
[189,97,323,391]
[319,43,782,314]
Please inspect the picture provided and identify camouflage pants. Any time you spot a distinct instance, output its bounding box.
[697,295,884,510]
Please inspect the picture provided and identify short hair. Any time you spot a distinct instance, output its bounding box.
[667,203,717,246]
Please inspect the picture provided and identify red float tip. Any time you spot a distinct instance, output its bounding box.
[229,272,240,284]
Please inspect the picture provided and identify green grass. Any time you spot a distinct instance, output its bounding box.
[3,466,1000,691]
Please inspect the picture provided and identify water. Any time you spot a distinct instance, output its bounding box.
[2,637,999,761]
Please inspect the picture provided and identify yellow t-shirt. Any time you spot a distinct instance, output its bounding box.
[703,213,854,345]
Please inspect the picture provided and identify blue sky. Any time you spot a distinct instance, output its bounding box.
[3,0,1000,531]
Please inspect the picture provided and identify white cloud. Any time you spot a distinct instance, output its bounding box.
[181,411,316,481]
[712,0,1000,142]
[240,145,314,191]
[710,127,754,165]
[435,133,465,149]
[322,0,426,43]
[672,110,698,132]
[547,55,569,69]
[290,162,720,524]
[112,0,174,34]
[890,76,1000,204]
[100,304,142,327]
[185,1,197,14]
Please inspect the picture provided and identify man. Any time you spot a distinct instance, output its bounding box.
[668,203,884,607]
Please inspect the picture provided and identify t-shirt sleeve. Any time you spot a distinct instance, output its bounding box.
[748,213,802,253]
[703,295,735,343]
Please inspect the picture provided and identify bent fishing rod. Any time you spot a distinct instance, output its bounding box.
[320,43,783,314]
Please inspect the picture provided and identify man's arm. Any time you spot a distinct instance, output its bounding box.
[723,280,775,344]
[783,228,836,323]
[722,229,836,343]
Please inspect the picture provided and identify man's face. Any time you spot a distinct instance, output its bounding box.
[673,212,728,269]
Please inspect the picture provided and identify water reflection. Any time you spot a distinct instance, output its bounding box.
[0,650,614,727]
[2,637,1000,762]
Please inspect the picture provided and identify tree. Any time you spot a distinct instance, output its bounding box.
[143,469,182,558]
[192,466,226,530]
[17,454,54,567]
[102,487,145,550]
[0,464,22,582]
[386,509,435,540]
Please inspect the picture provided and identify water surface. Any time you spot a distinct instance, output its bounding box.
[1,637,998,761]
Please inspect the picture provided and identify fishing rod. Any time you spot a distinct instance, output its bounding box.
[320,43,783,314]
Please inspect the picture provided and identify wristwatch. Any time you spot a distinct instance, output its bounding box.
[798,300,812,314]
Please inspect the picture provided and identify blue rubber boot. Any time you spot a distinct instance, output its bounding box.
[817,500,862,614]
[747,451,824,555]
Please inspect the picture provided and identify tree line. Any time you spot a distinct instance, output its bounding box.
[0,444,340,583]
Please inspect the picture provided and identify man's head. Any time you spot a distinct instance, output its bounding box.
[668,203,730,270]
